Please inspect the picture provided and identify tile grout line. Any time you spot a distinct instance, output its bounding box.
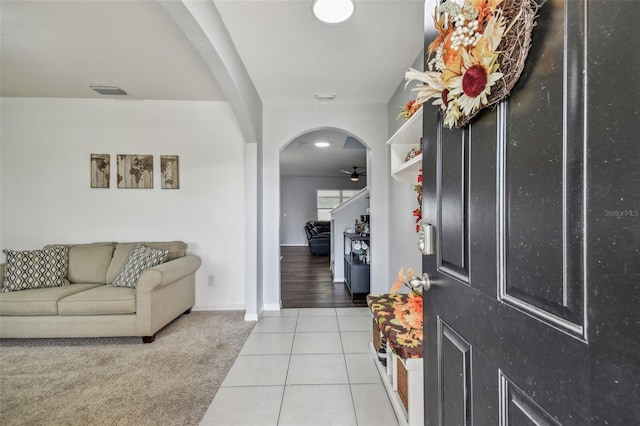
[337,310,362,426]
[201,308,389,426]
[275,309,299,425]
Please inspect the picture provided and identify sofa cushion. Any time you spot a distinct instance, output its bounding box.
[58,285,136,315]
[46,242,116,284]
[2,246,70,292]
[106,241,187,284]
[111,244,170,288]
[0,284,102,315]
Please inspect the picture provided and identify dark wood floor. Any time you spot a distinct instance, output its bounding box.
[280,246,368,308]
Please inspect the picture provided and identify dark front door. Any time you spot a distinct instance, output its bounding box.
[421,1,639,425]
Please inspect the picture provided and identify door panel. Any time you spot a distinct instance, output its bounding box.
[468,109,498,297]
[438,319,472,426]
[499,0,586,335]
[499,371,561,426]
[438,127,468,279]
[421,0,639,424]
[426,277,591,424]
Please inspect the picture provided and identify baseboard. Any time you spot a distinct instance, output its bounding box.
[244,313,259,321]
[192,304,246,311]
[263,303,282,311]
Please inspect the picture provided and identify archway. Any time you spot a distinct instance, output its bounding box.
[279,128,371,307]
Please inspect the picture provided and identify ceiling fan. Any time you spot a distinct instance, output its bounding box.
[341,166,366,182]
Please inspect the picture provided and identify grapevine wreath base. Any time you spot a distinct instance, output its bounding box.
[406,0,540,129]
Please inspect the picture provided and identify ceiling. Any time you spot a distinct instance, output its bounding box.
[214,0,424,103]
[0,1,226,100]
[279,129,367,177]
[0,0,425,176]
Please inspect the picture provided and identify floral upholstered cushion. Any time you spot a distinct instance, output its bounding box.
[367,293,423,359]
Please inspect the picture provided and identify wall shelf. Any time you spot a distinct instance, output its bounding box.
[388,107,423,184]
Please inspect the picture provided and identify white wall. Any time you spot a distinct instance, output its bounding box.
[386,52,425,284]
[244,142,259,320]
[262,102,390,309]
[280,176,365,246]
[0,131,2,256]
[388,179,423,280]
[0,98,246,310]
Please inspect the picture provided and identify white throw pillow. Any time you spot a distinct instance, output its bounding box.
[111,244,169,289]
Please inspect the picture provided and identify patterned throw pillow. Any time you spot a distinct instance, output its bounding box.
[111,244,170,289]
[2,246,70,292]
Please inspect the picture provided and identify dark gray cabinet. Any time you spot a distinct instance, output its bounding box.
[343,233,370,300]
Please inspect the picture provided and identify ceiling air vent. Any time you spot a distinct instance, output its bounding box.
[314,92,336,100]
[90,85,127,96]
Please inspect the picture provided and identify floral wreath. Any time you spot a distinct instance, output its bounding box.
[405,0,540,129]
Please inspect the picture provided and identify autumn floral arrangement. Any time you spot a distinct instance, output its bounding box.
[413,168,423,233]
[405,0,539,128]
[388,267,424,346]
[367,268,426,351]
[397,99,422,121]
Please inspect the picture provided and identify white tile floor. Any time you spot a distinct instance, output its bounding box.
[199,307,399,426]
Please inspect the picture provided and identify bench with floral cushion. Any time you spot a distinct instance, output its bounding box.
[367,291,424,426]
[367,293,423,359]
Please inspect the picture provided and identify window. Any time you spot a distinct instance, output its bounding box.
[317,189,359,221]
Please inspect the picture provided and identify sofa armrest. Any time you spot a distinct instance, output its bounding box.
[135,255,201,337]
[136,255,202,292]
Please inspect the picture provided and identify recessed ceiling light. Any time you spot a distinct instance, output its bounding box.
[90,85,127,96]
[312,0,355,24]
[315,141,331,147]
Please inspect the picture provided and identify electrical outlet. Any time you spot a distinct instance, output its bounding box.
[208,275,215,286]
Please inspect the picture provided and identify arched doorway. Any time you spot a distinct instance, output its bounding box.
[279,128,370,307]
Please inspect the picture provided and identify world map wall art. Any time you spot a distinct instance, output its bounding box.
[117,154,153,189]
[160,155,180,189]
[90,154,110,188]
[91,154,180,189]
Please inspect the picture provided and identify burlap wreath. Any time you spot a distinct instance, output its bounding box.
[406,0,540,128]
[477,0,540,125]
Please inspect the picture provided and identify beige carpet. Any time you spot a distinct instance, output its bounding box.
[0,311,255,426]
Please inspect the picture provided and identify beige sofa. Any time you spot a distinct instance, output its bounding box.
[0,241,201,343]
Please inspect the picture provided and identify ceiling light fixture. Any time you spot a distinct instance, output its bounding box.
[312,0,355,24]
[315,142,331,147]
[350,176,359,182]
[90,85,127,96]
